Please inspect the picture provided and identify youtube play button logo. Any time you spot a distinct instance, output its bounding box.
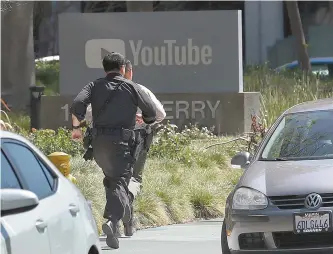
[85,39,126,68]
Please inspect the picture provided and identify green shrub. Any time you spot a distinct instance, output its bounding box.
[149,123,217,166]
[149,124,191,158]
[25,128,84,156]
[6,112,31,132]
[35,60,60,95]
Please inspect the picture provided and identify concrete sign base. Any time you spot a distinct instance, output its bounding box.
[156,92,260,135]
[40,92,260,136]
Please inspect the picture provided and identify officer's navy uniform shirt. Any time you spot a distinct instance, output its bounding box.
[70,72,156,129]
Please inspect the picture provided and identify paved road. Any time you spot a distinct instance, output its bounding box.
[100,218,223,254]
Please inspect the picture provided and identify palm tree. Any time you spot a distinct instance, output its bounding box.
[285,1,311,73]
[1,1,35,110]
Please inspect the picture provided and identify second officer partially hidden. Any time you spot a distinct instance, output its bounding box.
[70,52,156,249]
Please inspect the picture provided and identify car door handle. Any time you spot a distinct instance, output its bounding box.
[69,203,80,216]
[36,219,47,231]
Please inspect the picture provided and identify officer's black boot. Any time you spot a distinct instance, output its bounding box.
[102,220,120,249]
[123,217,134,236]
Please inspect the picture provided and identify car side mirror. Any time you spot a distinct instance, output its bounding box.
[1,189,39,214]
[231,151,252,168]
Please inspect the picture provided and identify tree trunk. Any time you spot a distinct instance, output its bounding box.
[126,1,153,12]
[286,1,311,72]
[34,1,53,58]
[1,1,35,110]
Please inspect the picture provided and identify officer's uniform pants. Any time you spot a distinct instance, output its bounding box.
[132,148,148,183]
[92,135,133,222]
[127,136,152,199]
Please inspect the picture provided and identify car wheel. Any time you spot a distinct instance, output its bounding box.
[221,220,231,254]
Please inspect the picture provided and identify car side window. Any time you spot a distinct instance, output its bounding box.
[38,159,56,189]
[1,152,21,189]
[3,142,53,199]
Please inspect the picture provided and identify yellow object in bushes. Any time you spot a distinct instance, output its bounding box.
[48,152,77,184]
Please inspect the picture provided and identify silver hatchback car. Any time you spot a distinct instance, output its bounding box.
[221,98,333,254]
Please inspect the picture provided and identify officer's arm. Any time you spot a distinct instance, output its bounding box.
[70,82,94,126]
[135,86,157,124]
[141,86,166,123]
[85,104,92,124]
[78,104,92,127]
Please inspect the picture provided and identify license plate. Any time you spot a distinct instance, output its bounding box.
[293,211,332,234]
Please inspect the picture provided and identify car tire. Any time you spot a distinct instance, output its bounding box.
[221,220,231,254]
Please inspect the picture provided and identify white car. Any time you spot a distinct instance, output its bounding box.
[0,131,102,254]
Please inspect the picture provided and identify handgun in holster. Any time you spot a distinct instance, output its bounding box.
[143,125,154,151]
[129,129,145,162]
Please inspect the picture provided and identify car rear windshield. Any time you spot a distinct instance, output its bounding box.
[261,110,333,160]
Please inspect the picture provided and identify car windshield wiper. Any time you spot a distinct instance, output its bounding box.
[260,157,289,161]
[274,157,288,161]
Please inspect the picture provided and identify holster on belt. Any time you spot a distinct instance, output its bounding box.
[129,130,145,163]
[129,125,154,163]
[143,125,154,151]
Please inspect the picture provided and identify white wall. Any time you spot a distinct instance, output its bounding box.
[244,1,284,65]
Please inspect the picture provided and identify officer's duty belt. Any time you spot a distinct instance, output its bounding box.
[92,127,133,142]
[134,125,152,135]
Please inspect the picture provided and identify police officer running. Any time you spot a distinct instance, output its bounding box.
[70,52,156,249]
[124,59,166,183]
[121,59,166,236]
[83,59,166,237]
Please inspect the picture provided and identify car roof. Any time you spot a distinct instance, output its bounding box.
[276,57,333,70]
[284,98,333,115]
[0,130,65,178]
[0,130,30,141]
[35,55,59,62]
[309,56,333,64]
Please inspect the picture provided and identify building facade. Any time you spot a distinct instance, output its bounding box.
[35,1,332,67]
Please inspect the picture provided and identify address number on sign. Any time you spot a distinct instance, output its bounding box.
[61,104,69,122]
[294,211,332,234]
